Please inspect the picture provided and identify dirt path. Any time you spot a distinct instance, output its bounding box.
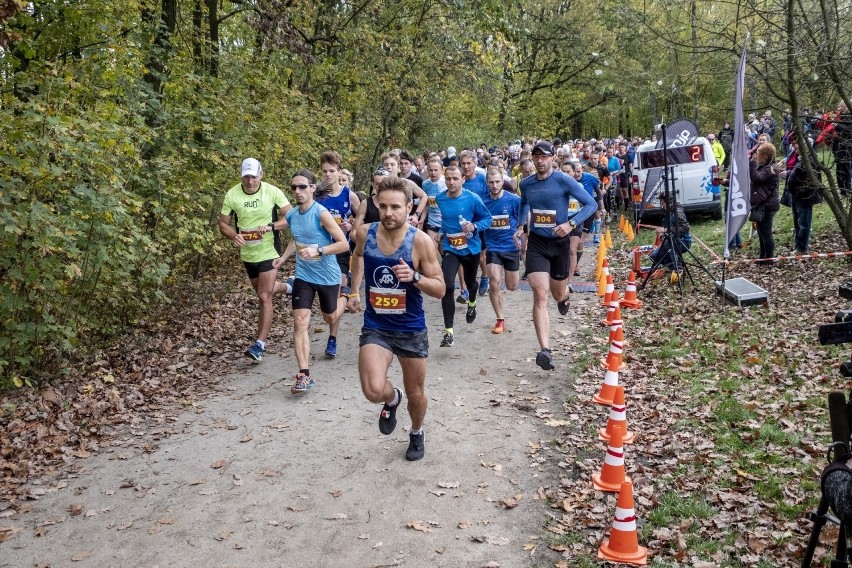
[2,259,603,567]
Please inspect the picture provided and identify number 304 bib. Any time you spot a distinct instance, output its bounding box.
[532,209,557,229]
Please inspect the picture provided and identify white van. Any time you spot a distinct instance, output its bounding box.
[630,136,722,219]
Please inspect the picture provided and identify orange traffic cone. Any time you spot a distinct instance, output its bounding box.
[619,215,626,233]
[599,386,635,444]
[601,290,620,327]
[605,229,613,248]
[631,246,641,274]
[596,271,607,297]
[596,251,605,281]
[592,424,630,492]
[620,271,644,309]
[600,274,614,307]
[625,222,635,242]
[598,481,648,565]
[600,326,627,371]
[595,252,609,278]
[593,348,621,406]
[654,231,662,248]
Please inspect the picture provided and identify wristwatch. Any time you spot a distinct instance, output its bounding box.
[412,270,422,284]
[317,247,324,256]
[568,219,577,229]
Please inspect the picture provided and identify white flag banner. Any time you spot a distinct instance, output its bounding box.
[725,36,751,258]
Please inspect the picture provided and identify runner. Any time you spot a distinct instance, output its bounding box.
[272,169,350,394]
[218,157,292,362]
[381,152,428,226]
[482,167,522,334]
[568,160,603,279]
[347,176,445,461]
[459,149,490,297]
[315,150,360,357]
[516,141,596,370]
[422,156,447,254]
[353,168,390,232]
[435,165,492,347]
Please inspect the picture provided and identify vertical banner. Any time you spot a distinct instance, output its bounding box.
[724,36,751,258]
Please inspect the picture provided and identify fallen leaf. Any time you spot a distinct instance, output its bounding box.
[407,520,433,533]
[330,490,342,498]
[325,513,347,520]
[71,551,93,561]
[68,503,83,516]
[214,530,232,541]
[189,479,207,486]
[210,459,229,469]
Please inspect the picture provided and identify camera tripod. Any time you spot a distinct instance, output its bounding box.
[802,390,852,567]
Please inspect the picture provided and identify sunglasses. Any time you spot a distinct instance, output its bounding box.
[291,184,310,190]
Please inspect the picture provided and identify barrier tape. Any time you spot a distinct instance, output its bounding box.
[712,250,852,265]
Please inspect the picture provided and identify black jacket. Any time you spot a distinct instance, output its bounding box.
[787,151,824,206]
[749,160,780,213]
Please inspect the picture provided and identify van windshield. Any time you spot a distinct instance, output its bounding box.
[639,145,705,169]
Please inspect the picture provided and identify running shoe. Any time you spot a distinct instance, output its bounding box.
[492,320,505,334]
[285,276,295,295]
[465,303,477,324]
[244,341,264,362]
[379,388,402,435]
[456,288,469,304]
[535,348,555,371]
[406,431,425,461]
[557,297,570,315]
[291,374,314,394]
[325,336,337,358]
[478,276,490,296]
[440,332,454,347]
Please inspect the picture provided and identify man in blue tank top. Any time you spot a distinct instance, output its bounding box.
[272,169,350,394]
[316,150,361,357]
[348,177,445,461]
[517,141,596,371]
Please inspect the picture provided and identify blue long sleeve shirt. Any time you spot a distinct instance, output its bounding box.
[436,189,492,255]
[519,171,597,238]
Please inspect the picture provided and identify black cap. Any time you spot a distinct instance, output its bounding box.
[531,140,555,156]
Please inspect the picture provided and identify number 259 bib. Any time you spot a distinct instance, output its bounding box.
[369,287,407,314]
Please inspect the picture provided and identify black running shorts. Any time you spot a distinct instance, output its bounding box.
[525,233,571,280]
[485,250,521,272]
[359,327,429,358]
[291,278,341,314]
[243,259,276,279]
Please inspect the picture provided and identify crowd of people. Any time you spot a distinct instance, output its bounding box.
[721,99,850,261]
[217,136,640,461]
[216,101,850,460]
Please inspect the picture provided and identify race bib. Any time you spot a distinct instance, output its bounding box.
[369,287,407,314]
[428,196,437,207]
[491,215,511,230]
[567,198,579,211]
[295,241,321,261]
[240,230,263,245]
[447,232,469,250]
[532,209,557,228]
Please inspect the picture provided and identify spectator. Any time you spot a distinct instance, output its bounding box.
[718,122,734,169]
[748,143,782,264]
[783,131,823,254]
[707,133,726,167]
[815,100,852,196]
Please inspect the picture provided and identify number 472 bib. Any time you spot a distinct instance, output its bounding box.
[369,287,407,314]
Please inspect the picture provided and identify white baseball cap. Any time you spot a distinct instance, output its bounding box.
[241,158,262,177]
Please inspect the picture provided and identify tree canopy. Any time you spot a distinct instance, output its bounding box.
[1,0,850,384]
